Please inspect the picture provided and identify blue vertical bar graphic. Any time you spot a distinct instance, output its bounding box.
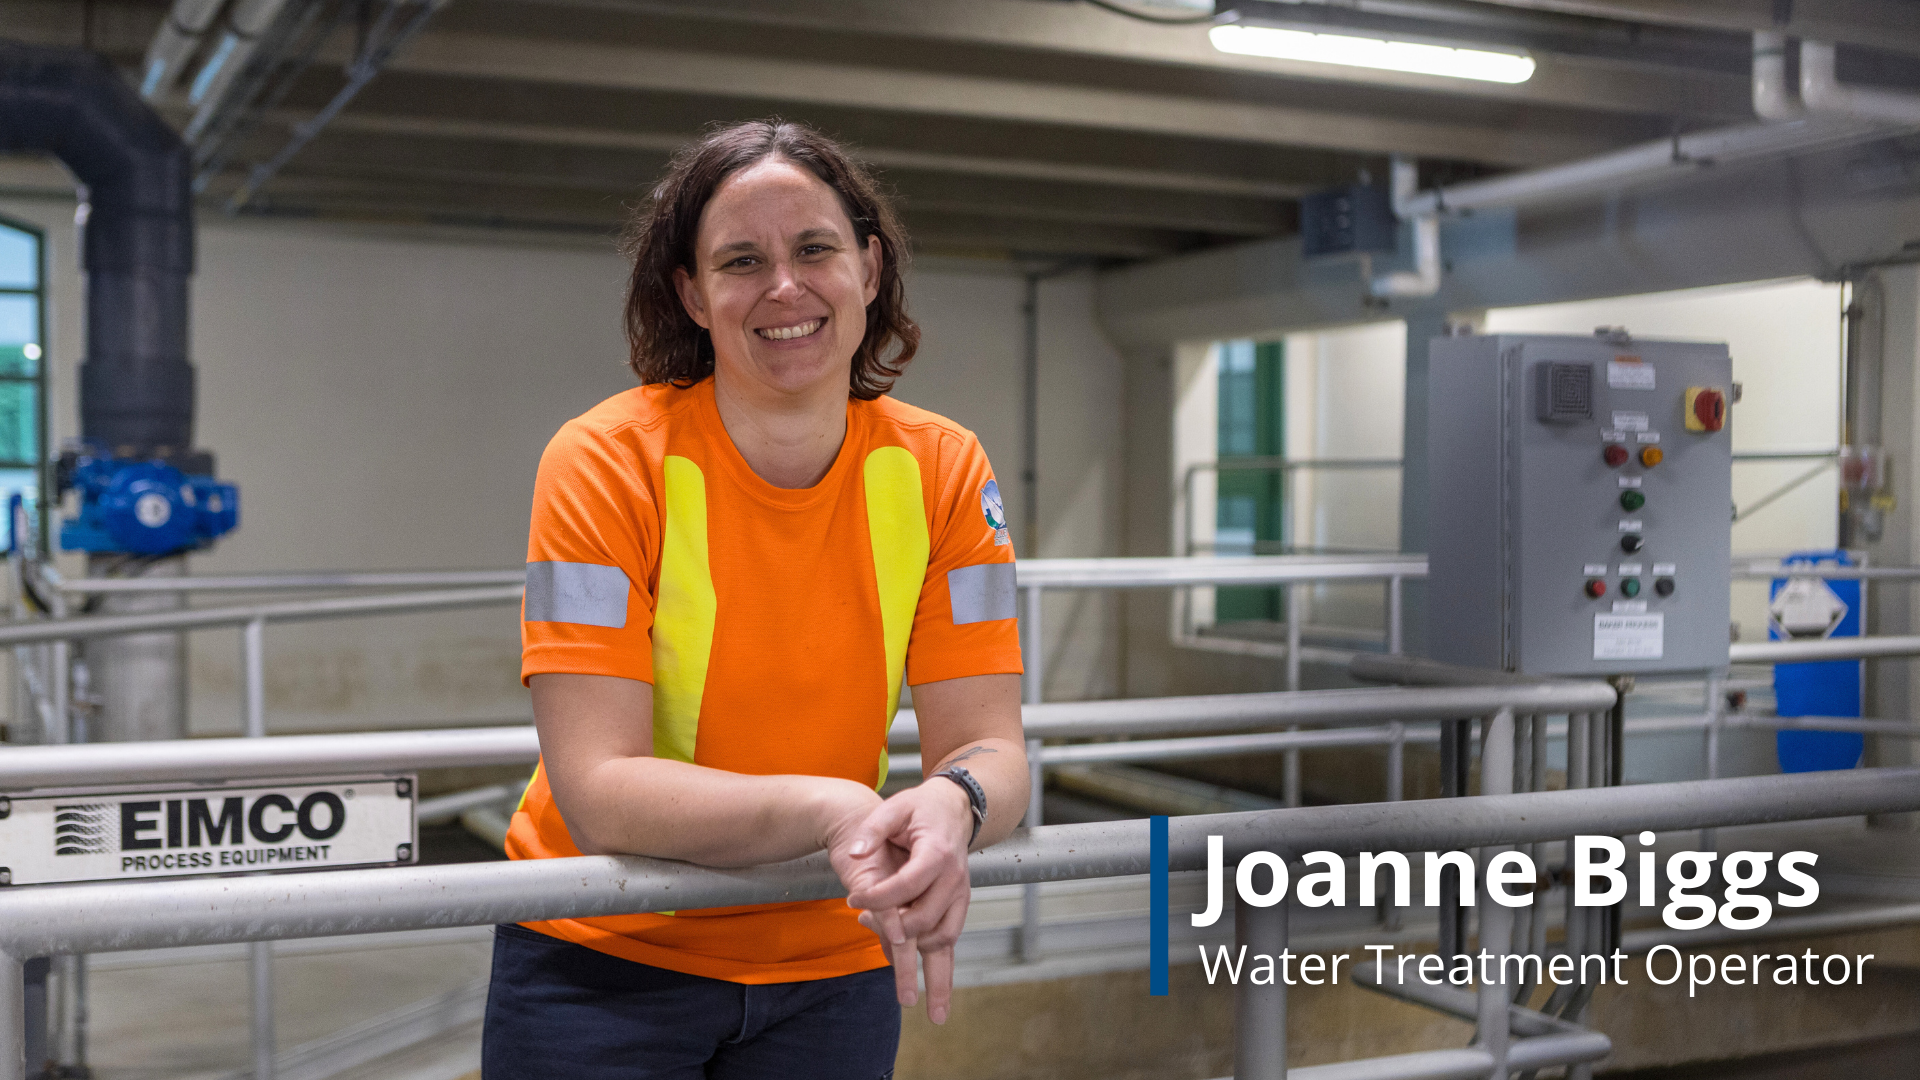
[1150,814,1169,996]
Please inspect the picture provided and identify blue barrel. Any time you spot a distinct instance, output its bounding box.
[1770,550,1864,772]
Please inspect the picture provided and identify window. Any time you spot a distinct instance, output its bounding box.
[0,217,47,552]
[1215,339,1285,621]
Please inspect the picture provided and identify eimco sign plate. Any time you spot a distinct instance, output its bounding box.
[0,775,417,887]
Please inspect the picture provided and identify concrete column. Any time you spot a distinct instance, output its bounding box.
[85,555,188,742]
[1398,307,1450,659]
[1120,343,1179,698]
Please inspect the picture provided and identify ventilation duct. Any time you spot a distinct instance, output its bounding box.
[0,40,199,459]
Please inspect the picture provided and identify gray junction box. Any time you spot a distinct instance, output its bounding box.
[1427,332,1733,676]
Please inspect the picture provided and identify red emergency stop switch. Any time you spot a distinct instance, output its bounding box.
[1602,444,1630,467]
[1584,579,1607,599]
[1686,387,1727,432]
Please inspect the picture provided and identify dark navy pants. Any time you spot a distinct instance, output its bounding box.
[482,923,900,1079]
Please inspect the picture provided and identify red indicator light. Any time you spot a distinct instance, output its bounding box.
[1602,445,1629,467]
[1584,579,1607,599]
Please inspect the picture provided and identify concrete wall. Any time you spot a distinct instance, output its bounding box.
[0,173,1127,733]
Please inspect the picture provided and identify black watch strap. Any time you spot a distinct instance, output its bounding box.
[933,766,988,847]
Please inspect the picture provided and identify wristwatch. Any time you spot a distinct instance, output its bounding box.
[933,765,988,847]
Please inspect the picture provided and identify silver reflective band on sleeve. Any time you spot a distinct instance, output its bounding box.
[948,563,1017,625]
[525,561,630,627]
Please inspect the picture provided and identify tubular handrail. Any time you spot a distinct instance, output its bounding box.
[1729,634,1920,663]
[18,554,1920,598]
[0,726,540,790]
[0,585,524,646]
[1016,554,1425,588]
[55,570,528,593]
[2,767,1916,958]
[0,682,1615,790]
[889,682,1615,748]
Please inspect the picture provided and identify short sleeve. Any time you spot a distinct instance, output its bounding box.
[904,432,1023,686]
[521,422,658,686]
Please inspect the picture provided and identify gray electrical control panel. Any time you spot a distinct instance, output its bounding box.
[1427,332,1732,676]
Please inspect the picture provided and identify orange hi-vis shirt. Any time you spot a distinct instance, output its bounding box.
[508,377,1022,984]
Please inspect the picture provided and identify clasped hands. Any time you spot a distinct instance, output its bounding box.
[825,779,977,1025]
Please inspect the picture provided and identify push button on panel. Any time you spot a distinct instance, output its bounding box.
[1620,578,1641,598]
[1655,577,1675,597]
[1584,579,1607,599]
[1619,490,1645,511]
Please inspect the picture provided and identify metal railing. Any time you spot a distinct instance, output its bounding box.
[11,554,1920,1078]
[5,762,1919,1080]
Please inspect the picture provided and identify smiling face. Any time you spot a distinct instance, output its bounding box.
[674,156,881,402]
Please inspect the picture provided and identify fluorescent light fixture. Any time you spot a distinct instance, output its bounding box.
[1210,23,1536,84]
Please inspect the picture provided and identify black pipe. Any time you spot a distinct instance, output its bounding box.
[0,41,196,456]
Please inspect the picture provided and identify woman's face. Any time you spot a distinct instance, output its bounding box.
[674,157,881,400]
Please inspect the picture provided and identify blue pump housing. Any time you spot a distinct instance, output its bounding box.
[60,453,238,556]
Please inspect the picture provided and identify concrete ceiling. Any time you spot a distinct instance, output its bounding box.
[4,0,1918,262]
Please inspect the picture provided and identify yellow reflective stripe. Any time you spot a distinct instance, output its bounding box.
[516,761,542,813]
[863,446,930,789]
[652,455,716,764]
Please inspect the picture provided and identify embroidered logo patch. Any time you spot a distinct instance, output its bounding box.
[981,479,1010,546]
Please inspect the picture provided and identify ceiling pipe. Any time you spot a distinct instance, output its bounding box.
[182,0,295,142]
[1751,31,1805,121]
[1370,156,1442,298]
[139,0,230,98]
[1369,34,1905,298]
[1800,39,1920,127]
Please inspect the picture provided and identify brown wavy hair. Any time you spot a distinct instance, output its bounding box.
[620,120,918,400]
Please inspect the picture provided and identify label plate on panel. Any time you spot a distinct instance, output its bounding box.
[1595,613,1663,659]
[1611,411,1650,432]
[1608,360,1655,390]
[0,775,415,887]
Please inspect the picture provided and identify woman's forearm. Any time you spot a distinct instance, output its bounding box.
[561,756,880,867]
[926,737,1030,850]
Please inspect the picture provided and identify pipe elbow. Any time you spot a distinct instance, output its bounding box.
[1799,39,1920,126]
[1369,215,1442,299]
[1797,40,1848,114]
[1751,31,1805,121]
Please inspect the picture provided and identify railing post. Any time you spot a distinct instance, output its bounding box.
[251,941,274,1080]
[1700,671,1725,851]
[243,614,272,1077]
[1284,582,1301,692]
[1283,727,1302,809]
[1477,708,1515,1079]
[243,617,267,739]
[1386,722,1405,802]
[1021,736,1044,963]
[1,951,23,1080]
[1020,585,1043,707]
[1387,574,1404,656]
[1019,584,1043,963]
[1234,887,1288,1080]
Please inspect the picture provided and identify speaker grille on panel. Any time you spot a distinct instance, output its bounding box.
[1535,362,1593,423]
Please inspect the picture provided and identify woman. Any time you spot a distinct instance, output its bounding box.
[483,120,1030,1079]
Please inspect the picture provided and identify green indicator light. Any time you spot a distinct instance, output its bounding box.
[1621,578,1641,598]
[1620,490,1646,511]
